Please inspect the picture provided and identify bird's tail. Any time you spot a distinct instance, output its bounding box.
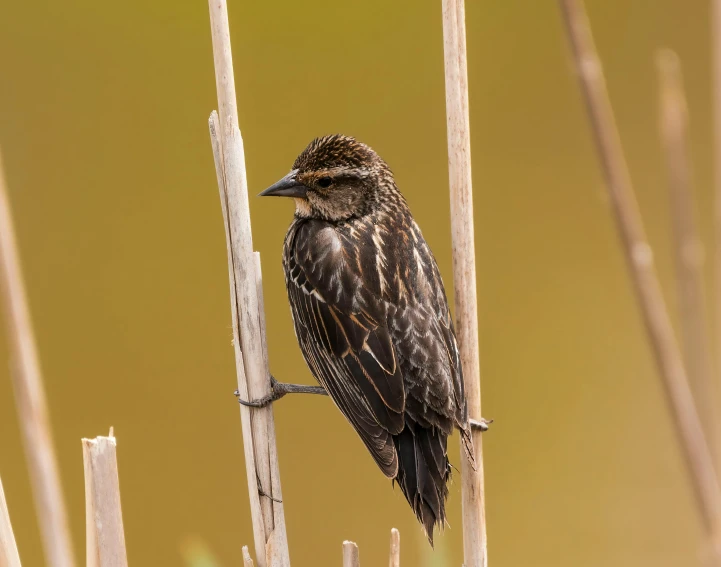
[392,421,450,546]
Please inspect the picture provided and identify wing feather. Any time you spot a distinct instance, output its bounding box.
[284,215,467,480]
[285,220,405,472]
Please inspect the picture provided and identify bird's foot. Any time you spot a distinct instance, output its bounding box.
[469,418,493,432]
[235,375,327,408]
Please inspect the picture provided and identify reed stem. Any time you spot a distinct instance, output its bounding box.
[206,1,290,564]
[0,149,76,567]
[0,476,22,567]
[657,49,717,466]
[342,541,359,567]
[242,546,255,567]
[440,1,488,566]
[713,0,721,426]
[559,0,721,556]
[388,528,399,567]
[81,432,128,567]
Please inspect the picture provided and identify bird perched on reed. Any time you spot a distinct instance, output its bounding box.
[247,134,485,544]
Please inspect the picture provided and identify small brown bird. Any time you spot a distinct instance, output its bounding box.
[249,135,484,543]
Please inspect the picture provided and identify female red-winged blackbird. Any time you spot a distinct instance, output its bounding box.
[252,134,481,544]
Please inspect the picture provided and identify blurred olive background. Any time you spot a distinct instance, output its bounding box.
[0,1,717,566]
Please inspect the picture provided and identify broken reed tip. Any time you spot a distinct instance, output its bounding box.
[242,545,254,567]
[342,540,359,567]
[389,528,400,567]
[81,436,117,449]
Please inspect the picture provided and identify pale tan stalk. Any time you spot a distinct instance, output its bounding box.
[440,1,488,566]
[0,476,22,567]
[81,433,127,567]
[209,114,266,564]
[388,528,399,567]
[713,0,721,424]
[209,115,266,564]
[243,546,255,567]
[342,541,359,567]
[254,252,288,567]
[657,50,717,464]
[0,150,76,567]
[559,0,721,554]
[206,1,289,565]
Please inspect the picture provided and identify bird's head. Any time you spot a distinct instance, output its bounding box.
[259,135,392,221]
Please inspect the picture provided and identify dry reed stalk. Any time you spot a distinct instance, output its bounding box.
[714,0,721,409]
[242,546,255,567]
[342,541,359,567]
[81,433,128,567]
[388,528,399,567]
[253,252,288,566]
[0,150,76,567]
[657,50,717,462]
[0,476,21,567]
[209,115,266,564]
[558,0,721,552]
[206,1,289,564]
[440,1,488,566]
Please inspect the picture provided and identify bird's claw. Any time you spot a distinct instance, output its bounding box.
[234,376,286,408]
[234,376,327,408]
[237,391,285,408]
[469,418,493,432]
[236,388,285,409]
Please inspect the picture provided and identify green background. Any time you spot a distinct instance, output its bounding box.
[0,1,716,565]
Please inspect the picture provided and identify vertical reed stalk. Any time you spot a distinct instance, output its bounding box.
[206,1,290,565]
[0,150,76,567]
[440,1,488,566]
[208,115,267,564]
[388,528,400,567]
[713,0,721,413]
[657,50,716,464]
[559,0,721,557]
[242,546,255,567]
[0,476,22,567]
[342,541,359,567]
[81,433,128,567]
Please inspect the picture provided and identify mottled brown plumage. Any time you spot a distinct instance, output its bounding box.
[261,134,474,543]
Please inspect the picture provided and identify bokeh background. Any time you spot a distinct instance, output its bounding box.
[0,1,717,566]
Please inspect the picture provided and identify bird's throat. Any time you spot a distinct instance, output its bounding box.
[294,198,313,218]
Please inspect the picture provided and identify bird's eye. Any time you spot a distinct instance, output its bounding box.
[317,176,333,188]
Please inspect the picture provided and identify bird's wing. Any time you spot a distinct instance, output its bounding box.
[387,220,467,430]
[286,220,406,477]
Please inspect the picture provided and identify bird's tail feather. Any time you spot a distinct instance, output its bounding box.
[392,422,450,546]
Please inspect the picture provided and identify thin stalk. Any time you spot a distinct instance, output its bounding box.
[657,49,717,465]
[440,1,488,566]
[713,0,721,421]
[206,1,290,564]
[208,115,266,564]
[559,0,721,554]
[388,528,400,567]
[342,541,359,567]
[81,433,128,567]
[0,149,76,567]
[242,546,255,567]
[0,476,22,567]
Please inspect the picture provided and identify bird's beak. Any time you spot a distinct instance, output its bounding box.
[258,169,307,199]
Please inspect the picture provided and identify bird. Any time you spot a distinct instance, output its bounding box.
[248,134,485,544]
